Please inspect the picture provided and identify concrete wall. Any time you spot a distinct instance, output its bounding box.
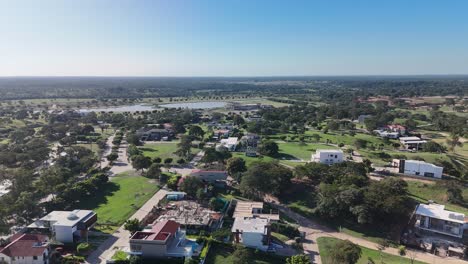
[54,225,74,243]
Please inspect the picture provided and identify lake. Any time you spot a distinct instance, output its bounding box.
[160,101,227,109]
[78,104,157,113]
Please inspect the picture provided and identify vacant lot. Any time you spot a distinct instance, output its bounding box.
[79,172,159,232]
[139,141,199,163]
[317,237,426,264]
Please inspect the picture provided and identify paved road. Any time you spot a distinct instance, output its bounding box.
[86,189,168,264]
[272,204,467,264]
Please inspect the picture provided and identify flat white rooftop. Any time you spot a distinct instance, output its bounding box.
[416,203,466,224]
[29,209,95,228]
[400,136,422,141]
[316,149,343,154]
[0,180,12,197]
[232,217,269,234]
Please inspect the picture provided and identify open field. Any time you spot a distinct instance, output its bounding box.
[204,242,286,264]
[139,141,199,162]
[277,142,339,161]
[317,237,426,264]
[78,172,159,233]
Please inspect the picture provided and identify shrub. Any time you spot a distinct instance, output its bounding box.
[76,243,91,255]
[398,245,406,255]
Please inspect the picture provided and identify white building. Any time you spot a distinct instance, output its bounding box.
[218,137,239,151]
[0,180,12,198]
[232,217,271,251]
[392,159,443,179]
[311,149,343,165]
[414,203,467,238]
[399,136,427,150]
[28,210,97,244]
[0,234,49,264]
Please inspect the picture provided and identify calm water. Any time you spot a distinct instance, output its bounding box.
[78,104,157,113]
[160,101,227,109]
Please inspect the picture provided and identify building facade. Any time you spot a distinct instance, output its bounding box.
[392,159,443,179]
[311,149,344,165]
[414,203,467,238]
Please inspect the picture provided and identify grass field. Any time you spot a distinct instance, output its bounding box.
[277,142,339,161]
[407,181,468,215]
[231,152,275,167]
[317,237,426,264]
[204,242,286,264]
[139,141,199,162]
[78,172,159,233]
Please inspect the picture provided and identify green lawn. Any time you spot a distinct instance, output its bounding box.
[78,172,159,233]
[407,181,468,215]
[317,237,426,264]
[139,142,199,162]
[277,142,339,161]
[231,152,275,167]
[204,242,286,264]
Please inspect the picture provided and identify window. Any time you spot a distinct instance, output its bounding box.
[33,256,38,260]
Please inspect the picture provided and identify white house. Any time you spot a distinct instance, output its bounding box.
[0,233,49,264]
[414,203,467,238]
[218,137,239,151]
[0,180,12,198]
[28,210,97,244]
[392,159,443,179]
[399,136,427,150]
[232,217,271,251]
[311,149,343,165]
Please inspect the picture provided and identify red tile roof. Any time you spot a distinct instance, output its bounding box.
[151,220,180,241]
[0,233,48,257]
[131,220,180,242]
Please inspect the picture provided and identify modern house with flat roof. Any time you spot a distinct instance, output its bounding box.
[233,201,279,221]
[28,210,97,244]
[414,203,467,238]
[0,233,49,264]
[399,136,427,150]
[232,217,272,251]
[311,149,343,165]
[392,159,443,179]
[218,137,239,151]
[129,220,197,259]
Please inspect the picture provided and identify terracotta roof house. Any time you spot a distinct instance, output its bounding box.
[0,233,50,264]
[129,220,197,259]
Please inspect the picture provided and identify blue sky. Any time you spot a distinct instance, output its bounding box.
[0,0,467,76]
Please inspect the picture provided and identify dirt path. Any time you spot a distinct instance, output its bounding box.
[272,203,467,264]
[86,189,168,264]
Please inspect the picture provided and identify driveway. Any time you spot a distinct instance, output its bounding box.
[86,189,168,264]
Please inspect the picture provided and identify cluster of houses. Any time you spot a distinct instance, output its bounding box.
[0,210,97,264]
[136,123,175,141]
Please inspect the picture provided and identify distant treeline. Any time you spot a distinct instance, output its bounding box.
[0,76,466,100]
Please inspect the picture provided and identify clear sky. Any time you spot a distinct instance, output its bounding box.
[0,0,467,76]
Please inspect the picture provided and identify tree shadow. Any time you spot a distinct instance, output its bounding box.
[77,181,121,210]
